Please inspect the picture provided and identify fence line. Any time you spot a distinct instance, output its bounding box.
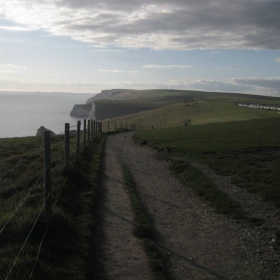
[2,118,180,277]
[1,118,103,278]
[101,121,186,133]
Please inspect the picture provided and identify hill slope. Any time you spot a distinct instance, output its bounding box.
[71,89,280,121]
[101,98,279,126]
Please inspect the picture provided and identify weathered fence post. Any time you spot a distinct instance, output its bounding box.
[65,123,70,169]
[91,120,94,140]
[87,120,90,142]
[83,119,86,146]
[76,120,81,155]
[44,130,51,213]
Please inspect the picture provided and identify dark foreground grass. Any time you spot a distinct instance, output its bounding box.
[134,117,280,217]
[0,135,105,279]
[122,166,172,280]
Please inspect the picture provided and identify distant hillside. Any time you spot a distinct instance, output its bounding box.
[101,97,280,126]
[70,88,280,121]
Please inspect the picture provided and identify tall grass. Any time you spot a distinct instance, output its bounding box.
[0,135,105,279]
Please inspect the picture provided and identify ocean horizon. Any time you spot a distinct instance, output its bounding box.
[0,91,93,138]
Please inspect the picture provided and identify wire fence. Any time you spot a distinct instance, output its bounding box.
[0,118,102,279]
[1,118,185,278]
[101,121,187,133]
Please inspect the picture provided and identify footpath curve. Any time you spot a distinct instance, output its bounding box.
[101,132,280,280]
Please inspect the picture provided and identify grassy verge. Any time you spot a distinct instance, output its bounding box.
[171,159,245,220]
[122,166,172,280]
[0,135,105,279]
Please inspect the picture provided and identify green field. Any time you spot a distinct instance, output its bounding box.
[134,117,280,215]
[103,98,279,126]
[89,89,280,123]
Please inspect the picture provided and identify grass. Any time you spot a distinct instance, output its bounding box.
[170,159,245,220]
[134,117,280,217]
[101,98,279,129]
[0,134,105,279]
[122,166,172,280]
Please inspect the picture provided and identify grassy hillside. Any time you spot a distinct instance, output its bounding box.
[134,117,280,209]
[101,98,279,126]
[94,99,158,120]
[88,89,280,121]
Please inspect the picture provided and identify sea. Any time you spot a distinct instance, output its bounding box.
[0,92,93,138]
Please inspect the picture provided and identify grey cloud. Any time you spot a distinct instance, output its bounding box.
[235,78,280,92]
[1,0,280,50]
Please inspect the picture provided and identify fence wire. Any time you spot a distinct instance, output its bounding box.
[5,193,50,280]
[0,163,51,236]
[28,226,49,280]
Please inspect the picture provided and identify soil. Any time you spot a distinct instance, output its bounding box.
[101,132,280,280]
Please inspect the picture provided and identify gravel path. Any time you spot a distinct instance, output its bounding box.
[102,132,280,280]
[102,137,152,280]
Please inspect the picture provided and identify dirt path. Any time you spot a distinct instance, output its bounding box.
[103,132,280,280]
[102,137,152,280]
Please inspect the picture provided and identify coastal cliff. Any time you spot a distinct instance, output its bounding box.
[70,103,92,118]
[70,89,132,118]
[70,89,156,120]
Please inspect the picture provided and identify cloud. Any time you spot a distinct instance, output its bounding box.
[99,69,139,73]
[0,64,27,70]
[217,66,241,71]
[0,70,18,73]
[234,77,280,93]
[276,58,280,63]
[0,25,36,31]
[144,64,191,69]
[0,0,279,50]
[91,49,124,52]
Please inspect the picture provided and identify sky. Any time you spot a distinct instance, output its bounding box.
[0,0,279,96]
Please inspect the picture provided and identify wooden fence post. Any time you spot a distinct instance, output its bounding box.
[83,119,86,146]
[115,122,116,132]
[65,123,70,169]
[44,130,51,213]
[91,120,94,140]
[87,120,90,142]
[76,120,81,155]
[121,122,122,131]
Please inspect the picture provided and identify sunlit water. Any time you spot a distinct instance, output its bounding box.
[0,92,92,138]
